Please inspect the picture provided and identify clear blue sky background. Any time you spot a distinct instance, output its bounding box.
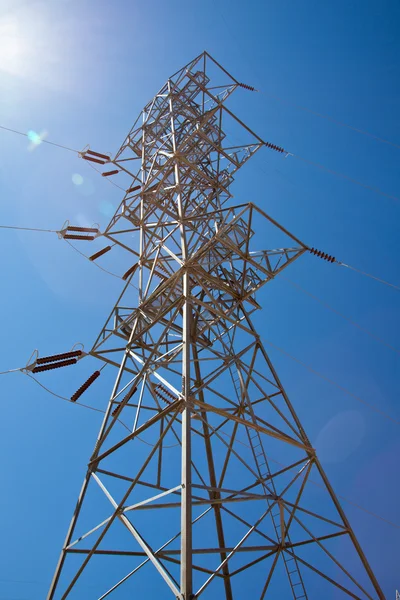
[0,0,399,598]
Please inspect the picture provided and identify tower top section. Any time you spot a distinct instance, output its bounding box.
[105,52,264,237]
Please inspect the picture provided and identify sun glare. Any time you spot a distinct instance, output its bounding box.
[0,17,27,76]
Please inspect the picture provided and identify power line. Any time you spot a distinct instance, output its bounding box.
[0,123,127,193]
[309,247,400,291]
[293,153,400,204]
[0,367,24,375]
[218,429,400,530]
[0,222,139,291]
[230,122,400,209]
[24,372,180,447]
[281,276,400,355]
[258,90,400,151]
[264,451,400,530]
[216,5,400,152]
[64,240,139,291]
[309,478,400,530]
[85,160,126,192]
[261,143,400,204]
[22,369,400,533]
[2,219,398,295]
[338,261,400,291]
[0,225,58,233]
[4,114,399,208]
[0,124,78,154]
[25,372,106,415]
[264,338,400,426]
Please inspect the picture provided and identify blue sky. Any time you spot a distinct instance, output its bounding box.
[0,0,399,598]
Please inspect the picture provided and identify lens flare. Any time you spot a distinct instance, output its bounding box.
[72,173,84,186]
[27,130,41,144]
[99,200,116,217]
[27,129,48,151]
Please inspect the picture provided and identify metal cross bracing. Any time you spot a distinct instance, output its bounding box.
[47,52,384,599]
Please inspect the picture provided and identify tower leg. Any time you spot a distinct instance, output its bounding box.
[181,270,192,599]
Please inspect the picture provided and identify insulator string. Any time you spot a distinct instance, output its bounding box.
[64,240,139,291]
[310,248,400,291]
[2,353,397,527]
[85,160,126,191]
[308,248,400,290]
[24,372,105,415]
[70,370,101,402]
[23,372,178,446]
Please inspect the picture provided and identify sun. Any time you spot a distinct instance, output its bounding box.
[0,16,28,76]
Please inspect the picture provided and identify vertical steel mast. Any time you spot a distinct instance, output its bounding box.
[47,52,384,599]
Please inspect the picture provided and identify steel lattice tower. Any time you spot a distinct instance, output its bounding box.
[47,52,383,599]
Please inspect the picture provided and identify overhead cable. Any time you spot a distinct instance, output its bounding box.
[281,276,400,355]
[308,247,400,291]
[0,224,58,233]
[233,63,400,150]
[258,90,400,151]
[294,154,400,204]
[0,124,78,153]
[23,370,400,531]
[64,240,139,290]
[264,338,400,426]
[337,261,400,291]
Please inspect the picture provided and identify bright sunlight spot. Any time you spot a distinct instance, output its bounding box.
[0,17,28,76]
[72,173,84,185]
[27,130,42,145]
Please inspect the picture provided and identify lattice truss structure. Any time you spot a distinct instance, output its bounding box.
[48,53,383,600]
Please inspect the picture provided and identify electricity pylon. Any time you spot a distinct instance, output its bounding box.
[47,52,383,599]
